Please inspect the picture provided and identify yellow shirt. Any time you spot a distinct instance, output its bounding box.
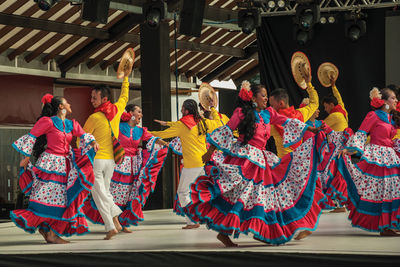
[152,108,221,168]
[324,86,349,132]
[271,83,318,158]
[81,77,129,159]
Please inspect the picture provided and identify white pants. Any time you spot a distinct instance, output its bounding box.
[178,167,205,225]
[92,159,122,231]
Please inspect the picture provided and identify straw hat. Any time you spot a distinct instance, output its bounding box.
[117,48,135,79]
[198,82,217,111]
[317,62,339,87]
[291,51,311,90]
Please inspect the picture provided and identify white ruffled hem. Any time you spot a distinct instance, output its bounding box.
[13,134,36,157]
[361,143,400,168]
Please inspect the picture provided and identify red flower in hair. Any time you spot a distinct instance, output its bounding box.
[397,102,400,113]
[239,88,253,102]
[370,98,385,108]
[121,112,132,122]
[41,93,53,104]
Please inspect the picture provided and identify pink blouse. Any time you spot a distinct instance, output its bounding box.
[118,122,153,156]
[30,116,86,156]
[227,107,288,149]
[359,110,397,147]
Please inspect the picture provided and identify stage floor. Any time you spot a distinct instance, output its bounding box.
[0,209,399,255]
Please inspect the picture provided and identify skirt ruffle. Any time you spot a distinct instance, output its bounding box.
[83,145,168,228]
[186,134,325,245]
[11,148,95,236]
[337,155,400,231]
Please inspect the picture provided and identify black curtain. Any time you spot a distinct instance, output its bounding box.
[256,9,387,129]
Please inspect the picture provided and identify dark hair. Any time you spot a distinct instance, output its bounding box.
[379,88,400,127]
[93,85,112,102]
[236,84,265,145]
[269,88,289,105]
[126,104,139,113]
[32,96,63,159]
[322,94,338,106]
[198,103,211,119]
[182,99,207,135]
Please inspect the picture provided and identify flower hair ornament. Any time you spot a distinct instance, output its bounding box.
[299,98,309,108]
[238,80,253,102]
[121,112,132,122]
[369,87,385,109]
[41,93,53,105]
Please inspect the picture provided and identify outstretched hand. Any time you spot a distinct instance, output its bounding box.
[154,119,167,126]
[329,73,336,87]
[302,63,311,84]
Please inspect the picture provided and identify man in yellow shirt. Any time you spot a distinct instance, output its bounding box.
[322,78,348,131]
[82,77,129,240]
[152,99,221,229]
[269,78,319,158]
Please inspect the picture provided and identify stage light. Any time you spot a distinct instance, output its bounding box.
[143,0,166,28]
[328,16,335,23]
[345,20,366,41]
[238,9,261,34]
[34,0,57,11]
[295,3,320,30]
[293,25,313,45]
[267,1,276,8]
[277,0,286,8]
[320,16,327,24]
[344,11,367,42]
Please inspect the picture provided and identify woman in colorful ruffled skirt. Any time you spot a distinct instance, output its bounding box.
[338,87,400,236]
[11,94,98,244]
[300,101,353,211]
[185,82,326,247]
[83,104,168,231]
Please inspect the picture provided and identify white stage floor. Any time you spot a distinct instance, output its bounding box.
[0,209,399,255]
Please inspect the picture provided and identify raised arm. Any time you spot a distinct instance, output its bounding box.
[298,82,319,122]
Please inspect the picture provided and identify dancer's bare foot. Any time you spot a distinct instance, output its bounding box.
[253,236,270,245]
[46,230,70,244]
[122,227,132,233]
[330,207,346,213]
[217,233,238,247]
[113,216,122,232]
[295,230,312,240]
[38,229,50,243]
[380,229,399,236]
[104,229,118,240]
[182,224,200,229]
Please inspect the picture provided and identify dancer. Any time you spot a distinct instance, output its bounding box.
[185,82,325,247]
[299,99,352,212]
[84,104,169,232]
[338,87,400,236]
[322,77,348,131]
[10,95,98,244]
[82,78,129,240]
[151,99,221,229]
[269,74,319,158]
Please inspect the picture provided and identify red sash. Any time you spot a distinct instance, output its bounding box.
[330,105,348,120]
